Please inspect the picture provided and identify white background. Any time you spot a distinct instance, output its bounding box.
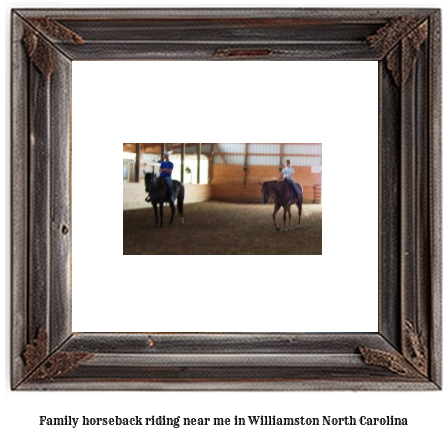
[72,60,378,333]
[2,1,445,438]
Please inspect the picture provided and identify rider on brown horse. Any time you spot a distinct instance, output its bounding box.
[261,177,303,232]
[278,159,300,203]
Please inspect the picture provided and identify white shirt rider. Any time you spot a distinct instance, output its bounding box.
[278,160,300,199]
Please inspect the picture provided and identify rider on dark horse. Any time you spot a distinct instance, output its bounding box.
[160,151,175,202]
[278,159,300,202]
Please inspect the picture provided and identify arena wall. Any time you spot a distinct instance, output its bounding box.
[211,164,321,203]
[123,181,212,210]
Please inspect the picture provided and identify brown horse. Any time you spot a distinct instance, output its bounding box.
[261,179,303,232]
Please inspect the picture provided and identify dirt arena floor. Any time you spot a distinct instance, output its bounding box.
[123,201,322,255]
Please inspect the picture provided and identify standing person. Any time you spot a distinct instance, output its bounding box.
[160,151,175,202]
[278,159,300,200]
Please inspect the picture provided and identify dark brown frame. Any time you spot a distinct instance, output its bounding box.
[11,8,441,390]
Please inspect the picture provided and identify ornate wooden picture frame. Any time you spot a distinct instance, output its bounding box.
[11,8,441,390]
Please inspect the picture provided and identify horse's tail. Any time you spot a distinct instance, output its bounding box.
[297,184,304,213]
[177,184,185,218]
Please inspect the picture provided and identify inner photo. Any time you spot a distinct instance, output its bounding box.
[123,143,322,255]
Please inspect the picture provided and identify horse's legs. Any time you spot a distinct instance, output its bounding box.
[287,206,292,231]
[168,200,175,226]
[159,203,164,227]
[152,203,159,227]
[282,206,287,232]
[296,201,302,228]
[282,206,291,232]
[177,185,185,225]
[272,203,281,231]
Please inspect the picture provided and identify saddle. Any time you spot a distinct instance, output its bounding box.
[157,177,175,202]
[284,179,297,205]
[157,176,167,191]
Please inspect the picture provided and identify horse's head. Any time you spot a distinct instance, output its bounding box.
[261,182,270,204]
[144,171,156,193]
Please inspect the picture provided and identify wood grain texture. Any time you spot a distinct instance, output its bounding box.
[11,13,29,389]
[28,59,51,343]
[11,8,442,391]
[378,60,401,350]
[359,345,423,379]
[428,10,442,388]
[49,50,73,350]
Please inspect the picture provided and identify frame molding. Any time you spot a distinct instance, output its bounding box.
[11,8,441,390]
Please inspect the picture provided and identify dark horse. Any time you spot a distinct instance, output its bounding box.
[144,171,185,227]
[261,179,303,232]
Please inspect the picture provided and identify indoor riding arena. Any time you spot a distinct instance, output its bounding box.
[123,143,322,255]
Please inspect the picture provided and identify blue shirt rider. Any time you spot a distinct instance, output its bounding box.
[160,151,175,202]
[278,159,300,201]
